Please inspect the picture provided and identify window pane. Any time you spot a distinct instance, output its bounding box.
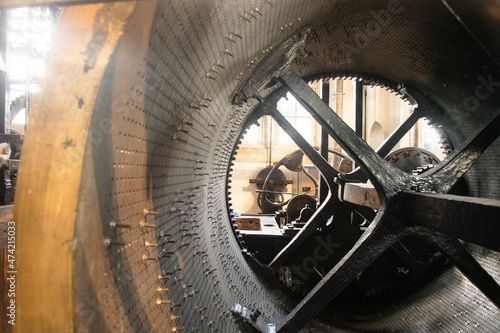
[295,118,312,142]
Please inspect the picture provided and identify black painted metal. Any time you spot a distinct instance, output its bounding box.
[376,110,423,160]
[401,192,500,252]
[269,71,500,332]
[343,108,422,182]
[265,104,340,269]
[277,215,407,333]
[355,80,363,138]
[421,109,500,193]
[279,70,408,198]
[410,227,500,307]
[320,81,330,205]
[232,28,310,105]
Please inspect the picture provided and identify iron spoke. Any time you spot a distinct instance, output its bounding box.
[279,70,407,196]
[346,109,422,181]
[269,194,336,268]
[267,105,340,268]
[376,109,423,158]
[422,109,500,193]
[276,217,406,333]
[411,227,500,307]
[400,191,500,252]
[269,105,340,182]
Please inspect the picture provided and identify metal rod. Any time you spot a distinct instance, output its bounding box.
[411,226,500,307]
[277,222,406,332]
[320,79,330,205]
[355,80,363,138]
[400,191,500,251]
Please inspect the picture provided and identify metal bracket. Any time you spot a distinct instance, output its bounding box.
[231,303,276,333]
[231,27,311,105]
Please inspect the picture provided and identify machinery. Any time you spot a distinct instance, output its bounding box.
[2,0,499,332]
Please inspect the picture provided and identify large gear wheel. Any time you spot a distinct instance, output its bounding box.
[12,2,500,333]
[255,165,288,214]
[385,147,441,174]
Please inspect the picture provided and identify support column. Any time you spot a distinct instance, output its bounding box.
[355,80,364,138]
[319,80,329,204]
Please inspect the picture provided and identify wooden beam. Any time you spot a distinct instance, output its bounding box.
[14,3,136,332]
[342,182,380,209]
[0,205,13,249]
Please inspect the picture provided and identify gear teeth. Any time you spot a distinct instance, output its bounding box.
[424,118,454,156]
[412,163,435,176]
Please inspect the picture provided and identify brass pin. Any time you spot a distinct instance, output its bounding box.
[156,287,169,293]
[140,220,156,229]
[143,208,159,216]
[142,254,158,262]
[156,298,171,305]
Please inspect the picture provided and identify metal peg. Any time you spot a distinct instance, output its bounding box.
[140,220,156,229]
[156,298,171,305]
[142,254,158,262]
[104,237,126,248]
[143,208,159,216]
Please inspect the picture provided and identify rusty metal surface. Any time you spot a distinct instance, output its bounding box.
[10,0,500,332]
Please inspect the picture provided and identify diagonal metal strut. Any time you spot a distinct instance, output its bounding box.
[278,70,408,197]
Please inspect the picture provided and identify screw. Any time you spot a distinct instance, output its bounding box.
[145,241,158,247]
[158,274,171,280]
